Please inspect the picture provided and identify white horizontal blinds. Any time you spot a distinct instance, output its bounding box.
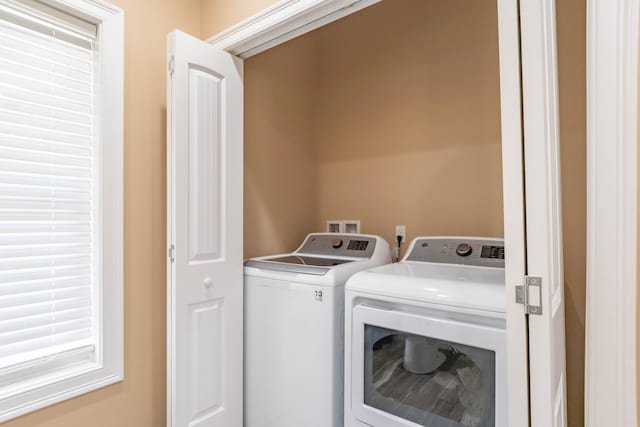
[0,0,98,369]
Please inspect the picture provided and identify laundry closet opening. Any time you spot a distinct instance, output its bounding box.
[242,3,506,425]
[243,0,504,260]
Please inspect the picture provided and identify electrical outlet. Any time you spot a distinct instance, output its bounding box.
[395,225,406,243]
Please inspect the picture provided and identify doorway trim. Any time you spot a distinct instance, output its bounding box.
[206,0,381,58]
[585,0,638,426]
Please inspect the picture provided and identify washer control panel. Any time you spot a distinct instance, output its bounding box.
[297,234,377,258]
[406,237,505,268]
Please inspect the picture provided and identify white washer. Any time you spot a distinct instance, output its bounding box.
[244,233,390,427]
[345,237,507,427]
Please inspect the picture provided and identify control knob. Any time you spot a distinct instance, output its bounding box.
[456,243,473,257]
[331,239,343,249]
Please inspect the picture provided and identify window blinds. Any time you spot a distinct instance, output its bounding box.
[0,0,98,370]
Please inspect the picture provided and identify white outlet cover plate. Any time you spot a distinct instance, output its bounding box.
[343,220,360,234]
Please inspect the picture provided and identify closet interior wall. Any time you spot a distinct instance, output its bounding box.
[244,0,504,259]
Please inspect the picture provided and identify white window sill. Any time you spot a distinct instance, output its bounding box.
[0,361,123,422]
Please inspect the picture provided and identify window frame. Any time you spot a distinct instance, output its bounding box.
[0,0,123,421]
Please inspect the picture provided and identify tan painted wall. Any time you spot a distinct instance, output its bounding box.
[244,34,319,259]
[4,0,201,425]
[312,0,503,246]
[201,0,277,39]
[556,0,587,425]
[243,0,504,256]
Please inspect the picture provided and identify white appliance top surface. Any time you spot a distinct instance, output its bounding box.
[244,233,391,286]
[346,260,506,314]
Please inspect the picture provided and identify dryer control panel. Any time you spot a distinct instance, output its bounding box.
[405,237,505,268]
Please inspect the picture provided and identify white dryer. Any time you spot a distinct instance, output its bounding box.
[344,237,507,427]
[244,233,390,427]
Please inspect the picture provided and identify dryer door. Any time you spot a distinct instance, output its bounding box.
[351,305,507,427]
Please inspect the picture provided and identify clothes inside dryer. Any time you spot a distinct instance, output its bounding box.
[364,325,496,427]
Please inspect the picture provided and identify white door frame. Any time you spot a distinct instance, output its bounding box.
[206,0,382,58]
[586,1,638,426]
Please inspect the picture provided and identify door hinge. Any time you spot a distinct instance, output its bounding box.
[168,244,175,263]
[515,275,542,315]
[168,56,175,77]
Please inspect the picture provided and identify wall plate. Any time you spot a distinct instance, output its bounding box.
[326,220,361,233]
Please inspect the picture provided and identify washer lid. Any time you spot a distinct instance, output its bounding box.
[346,261,506,314]
[244,255,355,276]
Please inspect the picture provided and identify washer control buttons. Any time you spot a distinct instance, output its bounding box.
[481,245,505,259]
[347,240,369,251]
[331,239,343,249]
[456,243,473,257]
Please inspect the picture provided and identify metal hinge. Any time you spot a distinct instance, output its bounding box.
[515,275,542,315]
[168,56,175,77]
[168,244,175,263]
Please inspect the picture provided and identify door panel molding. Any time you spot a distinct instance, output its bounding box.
[519,0,568,425]
[497,0,530,425]
[167,30,243,427]
[586,0,638,426]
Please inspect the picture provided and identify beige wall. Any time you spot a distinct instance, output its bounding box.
[556,0,587,425]
[201,0,276,39]
[244,34,319,258]
[243,0,504,256]
[312,0,503,246]
[4,0,201,425]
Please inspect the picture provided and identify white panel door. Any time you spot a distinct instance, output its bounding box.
[519,1,568,426]
[496,0,529,425]
[167,30,243,427]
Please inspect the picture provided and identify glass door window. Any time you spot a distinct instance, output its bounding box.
[364,325,496,427]
[351,305,507,427]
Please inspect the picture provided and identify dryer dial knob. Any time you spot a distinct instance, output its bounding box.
[456,243,473,257]
[331,239,344,249]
